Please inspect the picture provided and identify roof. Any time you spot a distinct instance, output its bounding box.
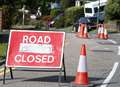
[85,0,107,7]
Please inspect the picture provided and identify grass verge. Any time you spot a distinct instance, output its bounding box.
[0,43,8,60]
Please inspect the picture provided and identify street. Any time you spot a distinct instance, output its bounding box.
[0,32,120,87]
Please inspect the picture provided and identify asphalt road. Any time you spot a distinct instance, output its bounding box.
[106,33,120,87]
[0,32,120,87]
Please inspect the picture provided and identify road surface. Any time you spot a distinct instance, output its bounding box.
[0,32,120,87]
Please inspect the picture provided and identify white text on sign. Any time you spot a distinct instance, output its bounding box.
[22,35,51,44]
[15,55,54,63]
[14,35,55,64]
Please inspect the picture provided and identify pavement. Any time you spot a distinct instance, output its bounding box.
[0,32,120,87]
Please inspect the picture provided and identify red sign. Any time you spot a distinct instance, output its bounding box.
[6,30,65,68]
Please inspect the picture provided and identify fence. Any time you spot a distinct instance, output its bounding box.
[0,8,2,30]
[104,22,120,32]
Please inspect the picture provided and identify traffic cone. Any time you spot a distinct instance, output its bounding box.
[83,25,89,39]
[78,24,81,32]
[76,24,84,38]
[104,28,109,39]
[73,44,89,85]
[96,25,101,38]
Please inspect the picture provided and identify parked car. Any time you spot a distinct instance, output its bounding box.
[73,17,97,32]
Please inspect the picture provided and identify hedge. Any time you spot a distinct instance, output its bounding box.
[64,6,84,27]
[53,6,84,28]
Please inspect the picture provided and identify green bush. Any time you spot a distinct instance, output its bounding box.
[105,0,120,21]
[35,20,44,29]
[2,5,22,26]
[64,6,84,27]
[0,43,8,58]
[50,9,62,18]
[1,5,11,29]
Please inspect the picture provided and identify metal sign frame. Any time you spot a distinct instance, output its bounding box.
[3,30,66,84]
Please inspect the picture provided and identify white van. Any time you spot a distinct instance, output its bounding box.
[84,0,107,17]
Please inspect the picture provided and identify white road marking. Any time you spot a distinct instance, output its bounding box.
[104,48,109,50]
[116,34,120,36]
[118,46,120,55]
[100,62,119,87]
[107,39,117,44]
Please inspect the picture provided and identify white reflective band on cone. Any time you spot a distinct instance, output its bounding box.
[78,25,80,32]
[101,27,104,33]
[77,55,87,72]
[104,29,107,35]
[98,27,101,33]
[84,26,87,33]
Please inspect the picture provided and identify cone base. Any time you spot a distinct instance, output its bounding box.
[74,72,89,85]
[77,35,84,38]
[70,82,93,87]
[96,34,100,38]
[99,34,104,39]
[104,35,109,40]
[83,33,89,39]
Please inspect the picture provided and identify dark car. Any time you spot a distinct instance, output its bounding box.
[73,17,97,32]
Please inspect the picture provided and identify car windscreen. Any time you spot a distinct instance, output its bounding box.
[85,8,92,13]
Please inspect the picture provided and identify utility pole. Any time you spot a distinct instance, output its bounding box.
[97,0,100,25]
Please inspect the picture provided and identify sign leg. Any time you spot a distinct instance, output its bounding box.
[58,68,62,87]
[10,68,14,79]
[3,66,6,84]
[63,54,67,80]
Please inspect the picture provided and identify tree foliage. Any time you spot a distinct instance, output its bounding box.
[105,0,120,20]
[60,0,72,10]
[64,6,84,26]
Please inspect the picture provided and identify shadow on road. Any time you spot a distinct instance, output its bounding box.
[23,75,104,83]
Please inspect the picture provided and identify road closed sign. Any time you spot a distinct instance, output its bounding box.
[6,30,65,68]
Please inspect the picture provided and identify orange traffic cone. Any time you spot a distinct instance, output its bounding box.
[78,24,81,32]
[104,28,109,39]
[76,24,84,38]
[83,25,89,39]
[73,44,89,85]
[75,24,81,35]
[96,24,102,38]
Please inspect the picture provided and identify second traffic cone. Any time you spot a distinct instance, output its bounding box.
[96,24,102,38]
[73,44,89,85]
[83,25,89,39]
[77,24,84,38]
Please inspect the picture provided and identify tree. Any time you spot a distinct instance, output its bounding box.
[105,0,120,20]
[60,0,70,10]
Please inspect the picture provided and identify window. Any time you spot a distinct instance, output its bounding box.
[85,8,92,13]
[94,5,105,13]
[99,6,105,12]
[94,7,98,13]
